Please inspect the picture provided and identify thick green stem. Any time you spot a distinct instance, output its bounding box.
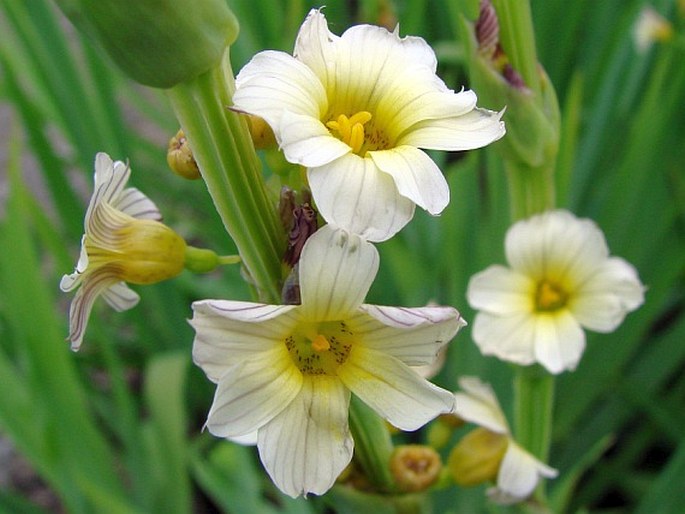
[505,161,555,221]
[349,396,396,493]
[491,0,541,94]
[167,51,284,303]
[514,367,554,463]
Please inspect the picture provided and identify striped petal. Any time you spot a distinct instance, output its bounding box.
[204,346,303,438]
[350,305,465,365]
[258,375,353,498]
[298,225,378,321]
[338,346,455,431]
[191,300,298,382]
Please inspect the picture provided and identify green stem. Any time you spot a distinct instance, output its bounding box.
[492,0,541,94]
[505,161,555,221]
[167,50,284,303]
[349,395,396,493]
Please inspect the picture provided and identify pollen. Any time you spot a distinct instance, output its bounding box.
[326,111,373,155]
[311,334,331,352]
[535,280,568,312]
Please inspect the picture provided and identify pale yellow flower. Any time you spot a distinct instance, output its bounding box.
[191,225,466,497]
[233,9,505,242]
[467,210,645,373]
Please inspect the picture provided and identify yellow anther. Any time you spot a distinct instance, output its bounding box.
[311,334,331,352]
[326,111,373,155]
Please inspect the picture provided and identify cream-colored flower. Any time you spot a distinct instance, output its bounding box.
[191,225,466,497]
[232,9,505,242]
[451,376,557,504]
[60,153,186,350]
[633,7,673,53]
[467,209,645,373]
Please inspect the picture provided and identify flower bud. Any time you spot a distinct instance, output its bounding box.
[390,445,442,493]
[55,0,239,88]
[245,114,277,150]
[460,2,560,169]
[447,427,508,487]
[167,129,201,179]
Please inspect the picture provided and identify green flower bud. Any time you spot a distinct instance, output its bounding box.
[460,3,560,169]
[55,0,239,88]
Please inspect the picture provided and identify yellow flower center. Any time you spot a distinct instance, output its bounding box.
[535,279,568,312]
[326,111,389,155]
[285,320,353,375]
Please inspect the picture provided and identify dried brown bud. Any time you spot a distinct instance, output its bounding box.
[390,445,442,493]
[167,129,201,179]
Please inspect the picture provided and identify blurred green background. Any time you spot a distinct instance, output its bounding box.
[0,0,683,512]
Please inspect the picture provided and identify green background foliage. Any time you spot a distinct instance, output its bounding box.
[0,0,683,512]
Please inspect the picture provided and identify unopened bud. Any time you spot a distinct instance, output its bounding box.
[167,129,201,179]
[246,114,277,150]
[390,445,442,493]
[447,427,508,487]
[55,0,239,88]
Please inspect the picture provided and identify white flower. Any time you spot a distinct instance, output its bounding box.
[60,153,186,350]
[467,209,645,374]
[190,225,466,497]
[232,9,505,242]
[453,376,557,504]
[633,7,673,53]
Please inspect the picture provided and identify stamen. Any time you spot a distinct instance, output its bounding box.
[326,111,373,155]
[311,334,331,352]
[535,280,567,311]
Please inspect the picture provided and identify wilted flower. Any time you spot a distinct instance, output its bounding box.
[467,210,645,373]
[60,153,187,350]
[449,377,557,504]
[191,225,465,497]
[232,9,505,242]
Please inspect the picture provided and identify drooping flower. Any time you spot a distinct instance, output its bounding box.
[232,9,505,242]
[190,225,466,497]
[467,209,645,374]
[448,376,557,504]
[60,152,187,350]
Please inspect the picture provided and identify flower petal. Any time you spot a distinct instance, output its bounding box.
[488,442,557,504]
[337,346,455,431]
[351,305,465,365]
[399,107,506,151]
[471,311,537,366]
[191,300,298,382]
[101,282,140,311]
[113,187,161,220]
[532,311,586,374]
[453,376,509,435]
[467,265,535,315]
[308,155,415,242]
[293,9,339,92]
[368,146,449,214]
[257,376,353,498]
[66,269,121,350]
[278,110,351,167]
[204,347,303,438]
[570,257,645,332]
[86,153,130,223]
[298,225,379,321]
[505,210,609,284]
[233,50,327,126]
